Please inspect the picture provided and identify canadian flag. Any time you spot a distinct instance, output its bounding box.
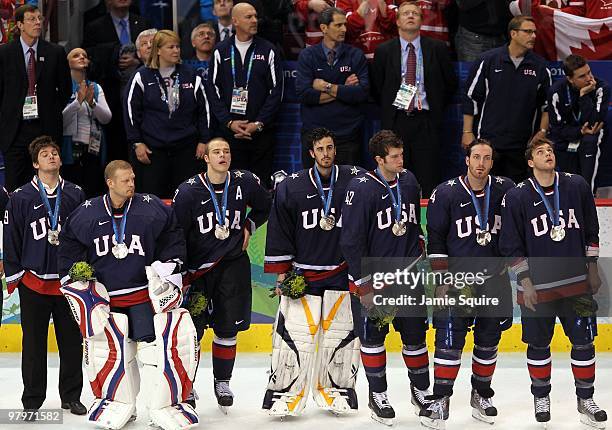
[510,1,612,60]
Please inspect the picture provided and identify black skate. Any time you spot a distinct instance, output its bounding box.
[214,379,234,414]
[368,391,395,426]
[534,395,551,427]
[577,397,607,429]
[410,383,432,416]
[470,389,497,424]
[420,395,450,430]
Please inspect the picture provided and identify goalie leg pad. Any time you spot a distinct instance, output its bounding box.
[138,308,199,423]
[60,280,111,338]
[264,294,322,416]
[312,290,360,414]
[85,312,138,429]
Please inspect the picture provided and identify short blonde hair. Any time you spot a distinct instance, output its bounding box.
[148,30,181,69]
[104,160,133,181]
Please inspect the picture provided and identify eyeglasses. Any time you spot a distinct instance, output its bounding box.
[23,16,44,23]
[516,29,537,35]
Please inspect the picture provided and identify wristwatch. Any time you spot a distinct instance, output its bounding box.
[255,121,264,132]
[325,83,332,94]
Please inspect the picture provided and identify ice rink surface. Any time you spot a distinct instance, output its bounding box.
[0,352,610,430]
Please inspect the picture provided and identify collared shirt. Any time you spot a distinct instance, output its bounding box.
[20,36,39,71]
[322,43,339,66]
[110,12,131,43]
[218,23,233,41]
[399,35,429,110]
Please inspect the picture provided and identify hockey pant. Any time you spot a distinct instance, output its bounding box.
[85,309,199,430]
[264,290,360,415]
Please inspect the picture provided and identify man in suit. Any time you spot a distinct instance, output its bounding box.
[83,0,149,163]
[179,0,234,60]
[372,1,457,197]
[0,4,71,191]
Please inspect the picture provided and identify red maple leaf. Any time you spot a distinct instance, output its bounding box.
[569,23,612,60]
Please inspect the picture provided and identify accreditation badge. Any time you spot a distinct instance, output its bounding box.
[230,87,248,115]
[392,83,417,111]
[23,96,39,120]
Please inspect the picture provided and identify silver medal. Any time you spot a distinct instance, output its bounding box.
[319,214,336,231]
[47,229,60,246]
[392,220,406,237]
[550,225,566,242]
[476,231,492,246]
[215,219,230,240]
[112,243,129,259]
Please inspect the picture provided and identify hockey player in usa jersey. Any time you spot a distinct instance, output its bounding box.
[58,160,198,430]
[172,137,272,412]
[424,139,515,428]
[262,128,364,416]
[3,136,86,418]
[499,138,607,428]
[340,130,430,425]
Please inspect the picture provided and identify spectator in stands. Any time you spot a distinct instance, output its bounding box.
[214,0,235,42]
[463,15,551,184]
[510,0,612,19]
[135,28,158,64]
[62,48,112,198]
[548,54,610,194]
[206,2,283,188]
[83,0,150,163]
[454,0,512,62]
[296,7,369,167]
[336,0,397,61]
[372,1,457,197]
[414,0,452,44]
[190,22,217,80]
[0,4,71,191]
[294,0,333,47]
[124,30,211,198]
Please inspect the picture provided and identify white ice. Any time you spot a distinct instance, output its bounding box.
[0,352,610,430]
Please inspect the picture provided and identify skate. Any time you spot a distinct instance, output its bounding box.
[262,389,304,418]
[577,397,607,429]
[420,396,450,430]
[534,395,551,427]
[185,388,198,409]
[313,386,358,415]
[214,379,234,414]
[410,384,433,416]
[470,389,497,424]
[368,391,395,426]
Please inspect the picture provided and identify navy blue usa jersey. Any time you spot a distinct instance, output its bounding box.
[340,170,424,293]
[58,193,186,307]
[172,170,272,281]
[4,177,85,295]
[264,165,364,279]
[427,175,515,275]
[499,172,599,304]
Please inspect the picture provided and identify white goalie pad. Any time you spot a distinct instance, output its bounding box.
[146,261,184,314]
[137,308,199,430]
[312,290,360,414]
[265,294,322,416]
[85,312,139,429]
[60,280,110,338]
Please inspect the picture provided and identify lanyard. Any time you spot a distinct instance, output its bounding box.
[566,85,581,123]
[104,194,131,245]
[375,169,402,222]
[466,175,491,232]
[533,173,561,227]
[36,177,61,231]
[312,165,336,217]
[155,71,181,116]
[205,173,229,225]
[231,45,255,90]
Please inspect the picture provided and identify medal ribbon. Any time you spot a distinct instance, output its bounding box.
[37,177,61,231]
[105,194,131,245]
[533,172,561,227]
[466,175,491,233]
[155,71,181,117]
[566,85,581,123]
[205,173,229,226]
[231,45,255,90]
[312,165,336,218]
[375,168,402,222]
